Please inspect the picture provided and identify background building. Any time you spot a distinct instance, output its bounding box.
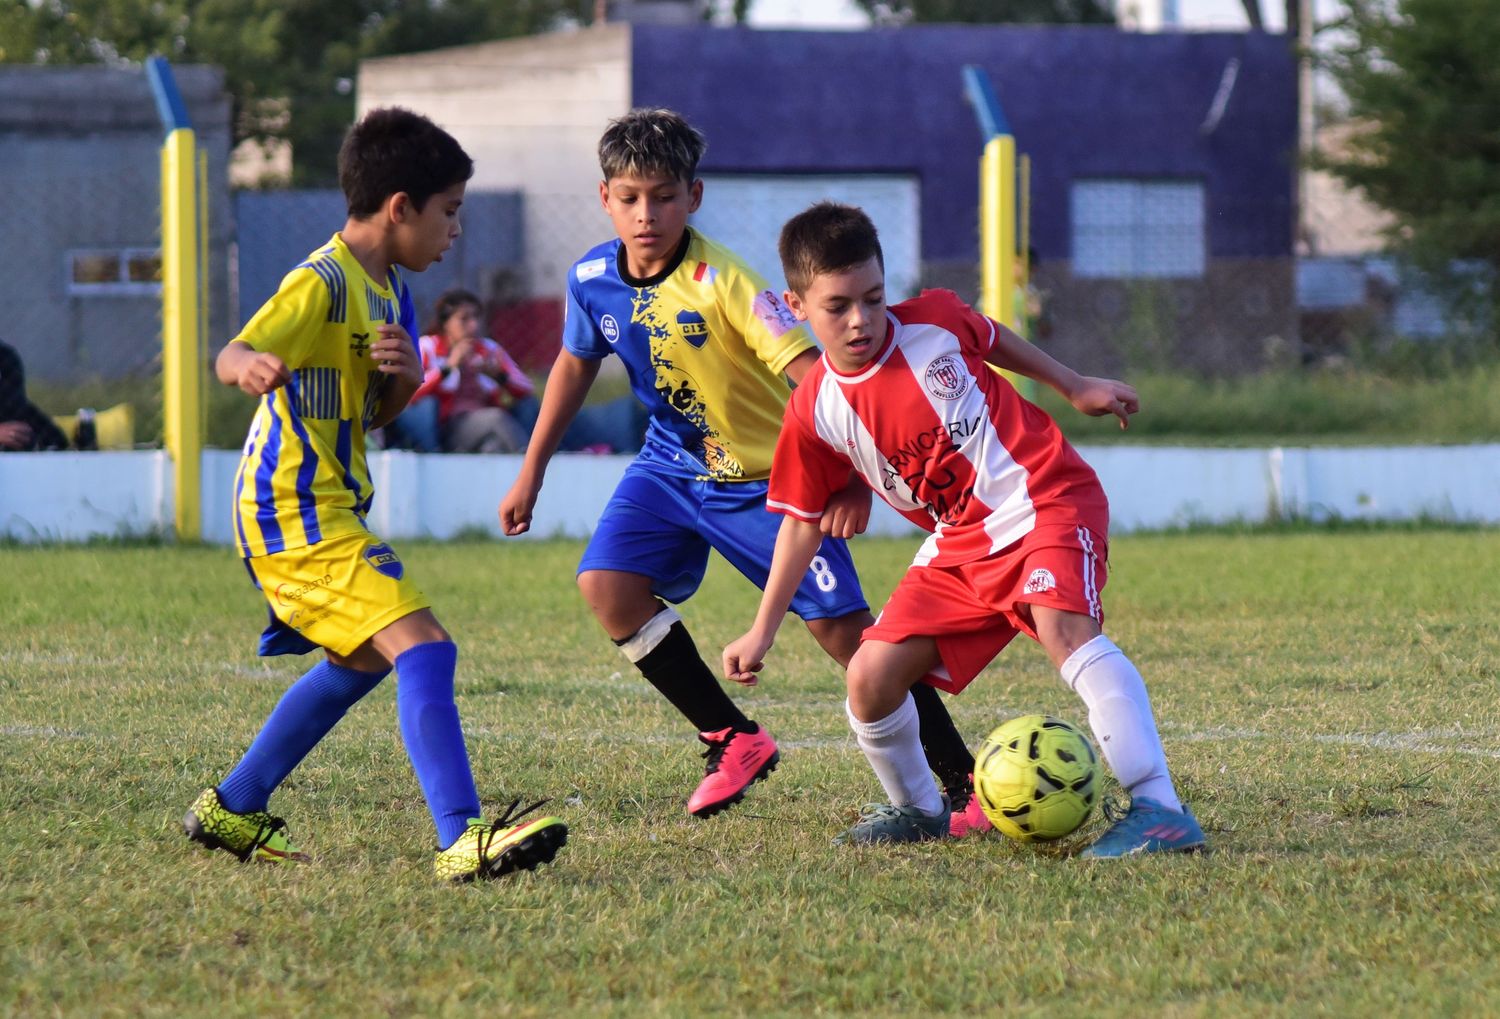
[0,65,233,382]
[359,23,1298,375]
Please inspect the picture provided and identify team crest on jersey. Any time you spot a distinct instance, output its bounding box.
[363,542,404,580]
[924,355,970,400]
[677,310,709,347]
[600,314,621,343]
[577,258,608,282]
[1024,568,1056,594]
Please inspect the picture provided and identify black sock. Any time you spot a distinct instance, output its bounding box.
[624,619,753,735]
[911,681,975,796]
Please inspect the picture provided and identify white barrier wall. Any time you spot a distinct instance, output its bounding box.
[3,444,1498,544]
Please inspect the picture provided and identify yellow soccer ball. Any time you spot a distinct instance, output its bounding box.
[973,714,1099,842]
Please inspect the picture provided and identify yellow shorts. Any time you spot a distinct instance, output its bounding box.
[246,530,430,657]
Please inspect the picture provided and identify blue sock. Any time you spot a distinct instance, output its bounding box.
[395,641,481,850]
[218,660,389,814]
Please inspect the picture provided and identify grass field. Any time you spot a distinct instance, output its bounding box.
[4,531,1498,1016]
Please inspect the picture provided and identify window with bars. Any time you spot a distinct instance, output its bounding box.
[1071,180,1205,279]
[65,248,162,296]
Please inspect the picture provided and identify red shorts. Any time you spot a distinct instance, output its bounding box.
[863,523,1107,694]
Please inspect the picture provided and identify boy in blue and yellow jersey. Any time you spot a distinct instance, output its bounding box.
[184,108,565,882]
[499,108,983,830]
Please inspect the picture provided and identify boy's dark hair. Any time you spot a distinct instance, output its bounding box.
[598,108,707,184]
[339,107,474,218]
[779,202,885,295]
[428,288,482,335]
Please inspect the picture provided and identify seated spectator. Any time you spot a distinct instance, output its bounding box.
[0,339,69,451]
[387,289,646,455]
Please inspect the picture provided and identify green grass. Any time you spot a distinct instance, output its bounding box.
[3,532,1498,1015]
[1031,364,1500,446]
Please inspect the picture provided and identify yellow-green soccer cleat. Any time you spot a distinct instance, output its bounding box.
[434,798,568,882]
[183,787,309,864]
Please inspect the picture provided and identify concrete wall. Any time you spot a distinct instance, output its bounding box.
[0,66,234,383]
[4,445,1496,544]
[358,26,632,299]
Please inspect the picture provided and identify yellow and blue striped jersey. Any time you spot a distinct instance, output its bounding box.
[562,228,815,482]
[231,233,418,557]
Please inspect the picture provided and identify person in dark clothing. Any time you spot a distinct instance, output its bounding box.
[0,341,68,451]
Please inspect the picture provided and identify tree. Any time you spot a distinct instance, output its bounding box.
[0,0,593,185]
[1320,0,1500,336]
[855,0,1113,24]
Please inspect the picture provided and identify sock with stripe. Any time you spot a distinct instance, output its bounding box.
[218,659,389,814]
[618,607,754,735]
[1061,634,1182,812]
[395,641,482,850]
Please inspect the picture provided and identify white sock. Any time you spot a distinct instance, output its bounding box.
[1061,635,1183,813]
[845,694,944,815]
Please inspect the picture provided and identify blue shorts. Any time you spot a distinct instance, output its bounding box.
[579,457,867,621]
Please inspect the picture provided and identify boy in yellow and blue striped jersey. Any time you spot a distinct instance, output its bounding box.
[184,107,565,881]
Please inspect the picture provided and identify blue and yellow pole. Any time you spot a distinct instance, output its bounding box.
[147,57,204,541]
[963,65,1034,398]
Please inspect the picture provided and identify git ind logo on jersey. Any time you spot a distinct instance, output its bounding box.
[676,310,709,348]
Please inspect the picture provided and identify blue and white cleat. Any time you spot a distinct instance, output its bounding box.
[1078,796,1206,858]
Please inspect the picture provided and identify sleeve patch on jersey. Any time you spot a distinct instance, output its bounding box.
[692,261,717,284]
[752,289,801,337]
[576,258,608,283]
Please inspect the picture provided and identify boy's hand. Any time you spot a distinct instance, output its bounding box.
[499,478,538,536]
[370,325,422,387]
[821,476,872,538]
[1069,376,1139,429]
[723,632,773,686]
[236,352,291,396]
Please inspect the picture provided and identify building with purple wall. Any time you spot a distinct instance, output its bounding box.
[362,23,1298,375]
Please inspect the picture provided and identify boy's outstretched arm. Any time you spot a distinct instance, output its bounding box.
[498,349,601,535]
[984,321,1139,428]
[722,514,826,685]
[216,340,290,396]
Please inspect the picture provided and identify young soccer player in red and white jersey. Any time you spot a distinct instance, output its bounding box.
[723,202,1205,855]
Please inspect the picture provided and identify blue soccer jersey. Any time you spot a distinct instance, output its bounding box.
[562,228,815,482]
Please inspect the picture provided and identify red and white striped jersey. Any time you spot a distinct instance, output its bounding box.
[767,289,1107,567]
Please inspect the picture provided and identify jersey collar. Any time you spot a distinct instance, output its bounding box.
[615,228,693,288]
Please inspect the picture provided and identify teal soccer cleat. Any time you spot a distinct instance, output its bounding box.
[1078,796,1206,858]
[835,795,951,845]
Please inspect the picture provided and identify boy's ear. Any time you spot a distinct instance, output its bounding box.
[782,288,808,321]
[597,180,610,209]
[387,191,413,223]
[688,178,703,213]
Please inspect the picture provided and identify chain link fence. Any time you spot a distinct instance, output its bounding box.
[9,149,1488,450]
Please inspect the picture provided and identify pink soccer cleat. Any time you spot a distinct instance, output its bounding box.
[948,775,995,838]
[686,725,780,817]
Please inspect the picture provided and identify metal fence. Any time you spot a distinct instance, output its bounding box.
[9,174,1489,452]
